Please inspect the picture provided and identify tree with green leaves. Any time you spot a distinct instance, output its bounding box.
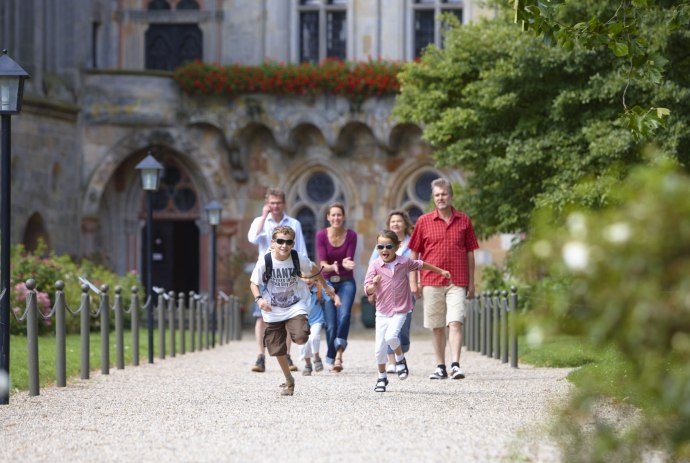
[394,2,690,238]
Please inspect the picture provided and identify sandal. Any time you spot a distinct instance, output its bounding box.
[396,358,409,380]
[332,358,343,372]
[374,377,388,392]
[280,379,295,396]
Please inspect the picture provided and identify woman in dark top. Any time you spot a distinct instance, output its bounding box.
[316,202,357,372]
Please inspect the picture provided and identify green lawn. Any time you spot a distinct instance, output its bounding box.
[519,334,653,411]
[9,329,208,393]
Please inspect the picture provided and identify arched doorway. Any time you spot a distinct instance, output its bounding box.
[140,157,200,294]
[23,212,51,253]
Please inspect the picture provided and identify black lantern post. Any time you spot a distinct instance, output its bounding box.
[135,152,164,364]
[205,200,222,348]
[0,50,29,405]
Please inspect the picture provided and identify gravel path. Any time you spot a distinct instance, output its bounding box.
[0,331,571,462]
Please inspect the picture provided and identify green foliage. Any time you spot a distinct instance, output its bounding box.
[513,0,689,140]
[9,243,140,335]
[394,5,690,237]
[516,157,690,460]
[519,333,601,368]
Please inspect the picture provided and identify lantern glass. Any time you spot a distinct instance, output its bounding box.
[0,77,21,113]
[205,201,223,226]
[140,168,161,190]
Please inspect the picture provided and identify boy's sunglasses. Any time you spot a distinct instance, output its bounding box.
[275,238,294,246]
[376,244,395,250]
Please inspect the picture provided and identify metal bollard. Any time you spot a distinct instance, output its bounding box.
[492,290,500,360]
[203,297,210,349]
[54,280,66,387]
[158,293,166,359]
[114,286,125,370]
[189,291,196,352]
[80,284,90,380]
[168,291,176,358]
[500,290,509,364]
[130,286,140,366]
[197,295,203,350]
[178,292,186,355]
[479,292,486,355]
[25,279,39,396]
[218,296,223,347]
[509,286,519,368]
[234,296,242,341]
[100,285,110,375]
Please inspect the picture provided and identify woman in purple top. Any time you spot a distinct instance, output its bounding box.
[316,202,357,372]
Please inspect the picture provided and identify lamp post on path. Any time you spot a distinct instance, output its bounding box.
[0,50,29,405]
[205,201,222,348]
[135,152,164,364]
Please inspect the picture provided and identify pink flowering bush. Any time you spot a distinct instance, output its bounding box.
[9,241,140,335]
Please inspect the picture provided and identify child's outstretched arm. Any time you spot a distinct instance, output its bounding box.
[421,262,451,280]
[309,262,340,307]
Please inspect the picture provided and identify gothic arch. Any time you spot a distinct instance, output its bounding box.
[333,121,379,158]
[23,212,51,252]
[388,123,426,153]
[383,159,466,222]
[281,160,358,260]
[286,122,328,155]
[82,127,228,218]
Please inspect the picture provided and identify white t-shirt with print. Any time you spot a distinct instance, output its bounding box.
[250,252,312,323]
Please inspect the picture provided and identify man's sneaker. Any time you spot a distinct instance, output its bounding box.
[313,357,324,372]
[450,365,465,379]
[429,366,448,380]
[287,354,298,372]
[395,358,409,380]
[251,354,265,373]
[302,363,313,376]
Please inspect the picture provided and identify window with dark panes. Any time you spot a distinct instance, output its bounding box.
[399,169,443,224]
[300,11,319,63]
[298,0,347,63]
[326,11,346,60]
[290,170,344,260]
[411,0,463,59]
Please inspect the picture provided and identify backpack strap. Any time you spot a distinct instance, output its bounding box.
[262,252,273,284]
[290,249,301,278]
[262,249,301,284]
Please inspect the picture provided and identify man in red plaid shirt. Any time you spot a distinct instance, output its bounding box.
[409,178,479,380]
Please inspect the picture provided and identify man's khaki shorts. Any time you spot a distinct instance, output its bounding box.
[264,315,310,356]
[422,285,467,329]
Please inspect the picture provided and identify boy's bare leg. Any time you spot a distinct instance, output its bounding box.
[255,318,265,355]
[276,355,295,395]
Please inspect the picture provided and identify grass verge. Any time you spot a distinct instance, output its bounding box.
[9,329,205,393]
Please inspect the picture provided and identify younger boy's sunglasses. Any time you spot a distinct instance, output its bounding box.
[275,238,294,246]
[376,244,395,250]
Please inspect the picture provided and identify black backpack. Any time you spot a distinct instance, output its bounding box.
[262,249,301,284]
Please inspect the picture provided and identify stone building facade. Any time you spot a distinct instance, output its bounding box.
[0,0,503,308]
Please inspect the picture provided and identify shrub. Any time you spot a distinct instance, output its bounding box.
[9,242,140,335]
[517,155,690,460]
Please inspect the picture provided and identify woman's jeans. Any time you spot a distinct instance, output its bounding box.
[324,279,356,364]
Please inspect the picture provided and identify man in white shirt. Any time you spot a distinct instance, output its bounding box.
[247,188,308,372]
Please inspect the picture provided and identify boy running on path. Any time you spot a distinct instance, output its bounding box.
[364,230,450,392]
[250,226,337,396]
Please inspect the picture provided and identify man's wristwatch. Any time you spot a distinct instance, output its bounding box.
[254,295,262,302]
